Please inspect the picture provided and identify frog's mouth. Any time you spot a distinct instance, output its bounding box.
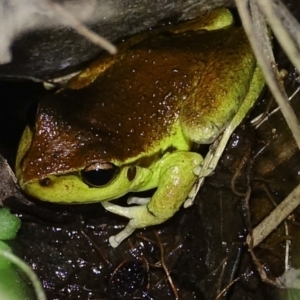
[17,162,154,205]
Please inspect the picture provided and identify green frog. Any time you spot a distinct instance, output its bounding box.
[15,8,264,248]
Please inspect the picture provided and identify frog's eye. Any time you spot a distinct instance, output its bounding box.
[81,162,120,187]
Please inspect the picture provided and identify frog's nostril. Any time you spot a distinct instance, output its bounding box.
[39,177,51,187]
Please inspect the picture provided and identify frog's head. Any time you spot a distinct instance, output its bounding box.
[15,92,153,204]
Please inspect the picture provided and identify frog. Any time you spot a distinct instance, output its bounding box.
[15,8,264,248]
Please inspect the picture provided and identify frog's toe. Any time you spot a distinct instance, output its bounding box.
[193,165,202,176]
[101,200,142,218]
[109,224,135,248]
[127,196,151,205]
[193,165,213,177]
[184,197,194,208]
[109,236,119,248]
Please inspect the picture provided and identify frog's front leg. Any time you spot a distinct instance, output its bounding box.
[101,151,202,248]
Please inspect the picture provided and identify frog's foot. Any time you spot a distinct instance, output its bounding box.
[184,158,215,208]
[101,200,160,248]
[109,224,135,248]
[127,196,151,205]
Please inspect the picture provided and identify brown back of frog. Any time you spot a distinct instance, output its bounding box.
[21,26,253,181]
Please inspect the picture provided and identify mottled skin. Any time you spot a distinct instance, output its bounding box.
[16,9,264,247]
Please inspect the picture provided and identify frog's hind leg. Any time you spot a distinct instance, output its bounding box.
[185,65,265,207]
[180,25,262,145]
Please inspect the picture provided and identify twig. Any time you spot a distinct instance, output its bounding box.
[247,183,300,248]
[235,0,300,151]
[47,0,117,55]
[154,232,179,300]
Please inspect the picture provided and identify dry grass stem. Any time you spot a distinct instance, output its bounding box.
[247,183,300,248]
[47,0,117,55]
[235,0,300,150]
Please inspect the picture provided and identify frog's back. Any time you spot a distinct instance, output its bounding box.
[25,27,242,179]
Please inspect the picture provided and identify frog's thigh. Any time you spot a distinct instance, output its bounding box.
[180,31,258,144]
[219,66,265,137]
[104,151,202,247]
[180,64,260,144]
